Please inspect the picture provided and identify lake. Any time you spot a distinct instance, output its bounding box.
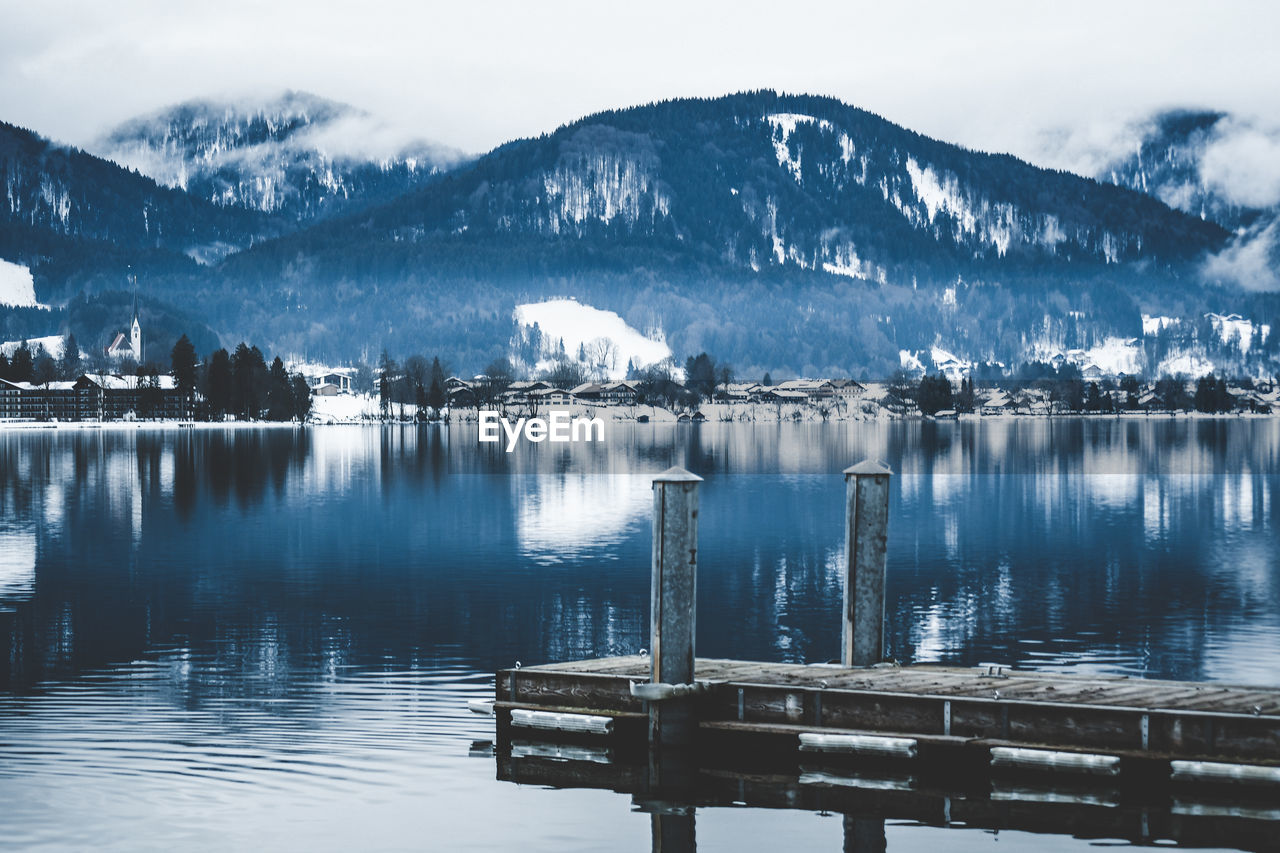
[1,419,1277,851]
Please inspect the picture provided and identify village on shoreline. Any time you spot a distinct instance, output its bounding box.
[4,300,1277,428]
[2,367,1277,428]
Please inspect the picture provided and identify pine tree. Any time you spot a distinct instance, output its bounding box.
[427,356,446,412]
[955,377,976,412]
[33,347,57,386]
[231,343,268,419]
[290,375,313,421]
[170,334,198,391]
[266,357,293,420]
[1194,375,1216,413]
[206,348,233,418]
[10,342,33,383]
[60,333,81,379]
[916,374,953,415]
[684,353,717,400]
[378,350,396,418]
[1215,376,1231,412]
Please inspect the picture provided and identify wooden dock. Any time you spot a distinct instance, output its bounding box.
[496,656,1280,776]
[486,465,1280,849]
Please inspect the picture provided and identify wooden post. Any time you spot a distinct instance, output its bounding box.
[843,815,886,853]
[649,466,702,749]
[842,460,892,667]
[651,811,696,853]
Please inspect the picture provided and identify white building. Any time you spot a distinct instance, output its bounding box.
[105,305,142,363]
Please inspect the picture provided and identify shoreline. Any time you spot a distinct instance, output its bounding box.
[1,408,1277,431]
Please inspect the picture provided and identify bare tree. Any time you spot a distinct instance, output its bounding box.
[587,338,618,381]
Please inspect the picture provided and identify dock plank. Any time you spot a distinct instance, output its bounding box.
[500,658,1280,765]
[512,658,1280,722]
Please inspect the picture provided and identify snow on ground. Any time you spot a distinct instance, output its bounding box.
[765,113,822,179]
[1142,314,1179,336]
[1157,351,1215,378]
[514,299,671,380]
[931,345,970,370]
[764,113,858,181]
[0,259,45,309]
[309,393,393,423]
[898,346,972,378]
[310,393,424,423]
[898,350,925,373]
[1206,313,1269,354]
[1077,337,1142,376]
[288,360,356,380]
[1,335,65,359]
[905,158,976,234]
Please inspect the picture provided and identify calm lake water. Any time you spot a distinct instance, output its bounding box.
[0,420,1277,851]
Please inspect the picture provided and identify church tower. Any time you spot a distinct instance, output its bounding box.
[130,293,142,363]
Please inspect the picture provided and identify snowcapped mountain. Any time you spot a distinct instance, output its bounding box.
[205,91,1268,372]
[3,90,1276,376]
[0,119,270,259]
[93,91,467,225]
[324,91,1224,283]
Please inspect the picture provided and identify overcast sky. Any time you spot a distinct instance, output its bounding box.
[2,0,1278,170]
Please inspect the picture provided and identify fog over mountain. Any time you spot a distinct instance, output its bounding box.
[92,91,467,232]
[1035,109,1280,293]
[1,90,1277,378]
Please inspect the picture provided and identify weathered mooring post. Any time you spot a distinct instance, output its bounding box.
[843,814,887,853]
[643,466,703,749]
[650,808,697,853]
[842,461,892,667]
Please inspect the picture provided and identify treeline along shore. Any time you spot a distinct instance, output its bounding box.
[1,333,1277,424]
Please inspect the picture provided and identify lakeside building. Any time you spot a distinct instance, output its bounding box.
[570,381,640,405]
[304,370,353,396]
[0,374,189,421]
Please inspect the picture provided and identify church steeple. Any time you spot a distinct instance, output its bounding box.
[129,279,142,363]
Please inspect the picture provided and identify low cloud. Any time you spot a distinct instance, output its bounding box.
[291,113,468,166]
[89,91,470,187]
[1202,219,1280,292]
[1026,109,1280,217]
[1025,115,1151,179]
[1199,118,1280,210]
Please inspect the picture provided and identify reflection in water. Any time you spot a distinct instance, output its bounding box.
[0,526,34,611]
[0,420,1277,850]
[516,474,651,564]
[0,421,1276,687]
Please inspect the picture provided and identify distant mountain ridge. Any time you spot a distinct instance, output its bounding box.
[210,91,1264,374]
[0,120,269,254]
[302,91,1226,282]
[0,90,1276,377]
[92,91,467,228]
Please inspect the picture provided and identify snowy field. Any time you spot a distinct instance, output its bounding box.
[308,393,425,423]
[0,259,44,309]
[514,299,671,379]
[1,334,64,359]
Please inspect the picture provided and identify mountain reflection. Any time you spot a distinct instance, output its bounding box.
[0,420,1276,697]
